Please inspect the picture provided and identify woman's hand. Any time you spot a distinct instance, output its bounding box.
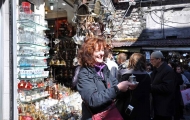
[117,81,138,92]
[128,83,138,90]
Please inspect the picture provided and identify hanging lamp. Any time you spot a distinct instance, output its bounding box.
[54,0,60,44]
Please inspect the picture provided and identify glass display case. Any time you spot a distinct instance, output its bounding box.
[15,5,82,119]
[17,6,51,119]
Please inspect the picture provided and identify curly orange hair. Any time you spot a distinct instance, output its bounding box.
[77,38,107,67]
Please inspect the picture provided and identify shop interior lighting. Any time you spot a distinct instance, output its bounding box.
[49,0,58,2]
[50,3,54,10]
[62,2,66,5]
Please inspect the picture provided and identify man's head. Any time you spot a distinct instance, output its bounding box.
[104,49,113,60]
[146,63,153,72]
[176,65,183,74]
[150,51,164,68]
[117,53,127,65]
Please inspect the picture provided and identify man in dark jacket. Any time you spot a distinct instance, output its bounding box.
[150,51,175,120]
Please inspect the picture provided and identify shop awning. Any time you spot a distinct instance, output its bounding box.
[142,47,190,51]
[112,39,190,47]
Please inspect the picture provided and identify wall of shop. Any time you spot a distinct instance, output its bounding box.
[1,0,10,119]
[144,4,190,39]
[113,2,190,40]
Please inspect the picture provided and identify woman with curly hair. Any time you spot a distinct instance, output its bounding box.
[76,38,137,120]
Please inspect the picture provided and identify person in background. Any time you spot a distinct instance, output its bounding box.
[117,53,129,80]
[104,49,118,78]
[182,64,190,83]
[117,53,151,120]
[168,62,184,120]
[76,38,137,120]
[146,63,153,75]
[176,64,190,114]
[150,51,175,120]
[146,62,154,119]
[176,65,190,85]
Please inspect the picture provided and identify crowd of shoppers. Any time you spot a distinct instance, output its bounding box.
[73,37,190,120]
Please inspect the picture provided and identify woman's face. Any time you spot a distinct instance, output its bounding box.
[93,44,104,64]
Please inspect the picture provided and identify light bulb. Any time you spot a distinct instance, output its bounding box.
[50,5,53,10]
[50,3,54,10]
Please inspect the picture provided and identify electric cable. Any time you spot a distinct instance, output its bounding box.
[152,11,190,24]
[150,11,179,28]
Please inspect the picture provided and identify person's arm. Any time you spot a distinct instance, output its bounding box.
[182,74,190,84]
[77,68,119,108]
[110,66,118,79]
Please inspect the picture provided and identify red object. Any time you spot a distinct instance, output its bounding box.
[21,2,31,14]
[92,104,123,120]
[21,116,33,120]
[18,106,22,113]
[107,83,110,88]
[18,80,26,89]
[25,81,32,90]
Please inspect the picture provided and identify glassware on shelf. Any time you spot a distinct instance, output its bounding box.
[17,19,49,31]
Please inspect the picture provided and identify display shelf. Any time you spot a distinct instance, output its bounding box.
[17,42,49,48]
[17,77,48,80]
[18,86,47,91]
[17,66,48,68]
[17,54,49,58]
[17,55,49,59]
[17,19,49,31]
[50,65,66,68]
[20,94,50,103]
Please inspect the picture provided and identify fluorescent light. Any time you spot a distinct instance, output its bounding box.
[50,3,54,10]
[62,2,66,5]
[50,5,53,10]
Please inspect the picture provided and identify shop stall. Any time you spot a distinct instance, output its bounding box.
[14,1,83,119]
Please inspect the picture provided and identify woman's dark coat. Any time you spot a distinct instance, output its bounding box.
[77,65,119,120]
[116,69,151,120]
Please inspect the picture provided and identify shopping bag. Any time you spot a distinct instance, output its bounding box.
[181,88,190,105]
[92,104,123,120]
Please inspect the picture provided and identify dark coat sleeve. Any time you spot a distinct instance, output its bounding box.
[176,73,183,86]
[151,67,175,95]
[77,67,119,109]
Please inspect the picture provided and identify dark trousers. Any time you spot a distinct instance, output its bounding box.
[153,115,172,120]
[174,104,184,120]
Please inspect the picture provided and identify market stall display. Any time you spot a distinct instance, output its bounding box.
[17,2,82,119]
